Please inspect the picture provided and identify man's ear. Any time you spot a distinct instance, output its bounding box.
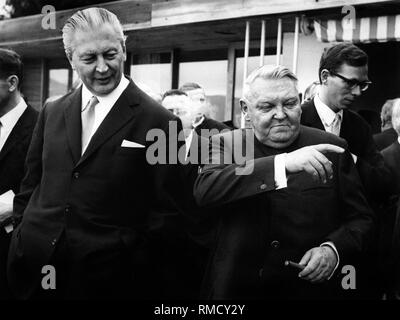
[320,69,330,85]
[240,100,251,121]
[122,42,127,61]
[7,75,19,92]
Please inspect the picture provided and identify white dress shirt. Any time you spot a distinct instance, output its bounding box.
[0,98,27,152]
[81,76,129,153]
[314,94,357,164]
[314,94,343,136]
[0,98,27,233]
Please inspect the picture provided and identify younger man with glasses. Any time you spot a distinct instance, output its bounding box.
[301,42,392,299]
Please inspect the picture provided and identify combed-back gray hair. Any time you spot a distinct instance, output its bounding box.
[242,64,298,102]
[62,7,126,60]
[391,99,400,135]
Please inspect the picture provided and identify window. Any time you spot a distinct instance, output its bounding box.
[179,50,227,122]
[130,53,171,99]
[48,69,69,99]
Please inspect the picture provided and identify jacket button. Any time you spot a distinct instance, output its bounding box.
[260,183,267,190]
[51,239,57,246]
[65,206,70,214]
[73,172,80,179]
[271,240,280,249]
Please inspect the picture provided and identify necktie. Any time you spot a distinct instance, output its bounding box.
[81,96,99,154]
[330,112,342,136]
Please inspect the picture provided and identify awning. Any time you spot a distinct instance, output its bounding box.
[314,15,400,43]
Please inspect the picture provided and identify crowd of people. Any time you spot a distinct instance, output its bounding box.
[0,7,400,300]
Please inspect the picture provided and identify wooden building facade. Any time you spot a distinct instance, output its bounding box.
[0,0,399,129]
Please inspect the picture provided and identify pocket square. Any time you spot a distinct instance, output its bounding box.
[121,140,145,148]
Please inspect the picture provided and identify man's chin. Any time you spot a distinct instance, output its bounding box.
[91,84,117,96]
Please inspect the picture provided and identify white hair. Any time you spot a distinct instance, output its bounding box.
[62,7,126,60]
[391,99,400,135]
[242,65,298,102]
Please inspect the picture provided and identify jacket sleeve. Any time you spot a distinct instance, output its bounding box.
[194,131,277,208]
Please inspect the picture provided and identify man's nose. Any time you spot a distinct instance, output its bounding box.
[274,105,286,119]
[96,56,109,73]
[351,85,362,96]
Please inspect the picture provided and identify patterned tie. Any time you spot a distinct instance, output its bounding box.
[330,112,342,136]
[81,96,99,154]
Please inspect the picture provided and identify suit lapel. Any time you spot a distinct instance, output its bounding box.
[0,106,35,162]
[75,80,141,168]
[302,99,325,131]
[64,88,83,165]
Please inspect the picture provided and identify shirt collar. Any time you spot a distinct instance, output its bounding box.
[314,94,343,127]
[398,136,400,145]
[81,76,130,111]
[0,98,28,130]
[192,114,205,128]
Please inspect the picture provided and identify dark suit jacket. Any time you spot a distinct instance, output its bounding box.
[379,141,400,289]
[301,99,392,202]
[0,105,38,299]
[7,79,185,299]
[374,128,398,151]
[194,116,230,138]
[0,105,38,196]
[194,126,374,299]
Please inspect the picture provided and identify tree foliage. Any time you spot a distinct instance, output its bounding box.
[6,0,116,18]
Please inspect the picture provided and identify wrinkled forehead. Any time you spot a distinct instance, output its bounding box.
[249,77,299,103]
[71,24,124,54]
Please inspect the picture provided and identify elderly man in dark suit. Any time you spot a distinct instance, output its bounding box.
[194,65,374,300]
[7,8,184,300]
[0,49,38,299]
[381,100,400,298]
[300,43,392,298]
[375,99,399,151]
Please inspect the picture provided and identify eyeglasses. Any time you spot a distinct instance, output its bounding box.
[330,71,372,92]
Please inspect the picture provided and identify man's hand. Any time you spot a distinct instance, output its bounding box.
[0,202,13,224]
[285,144,344,184]
[297,246,337,283]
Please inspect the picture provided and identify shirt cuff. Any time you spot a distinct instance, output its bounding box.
[320,241,340,280]
[274,153,288,190]
[350,153,357,164]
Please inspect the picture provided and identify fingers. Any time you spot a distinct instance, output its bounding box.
[309,156,327,183]
[299,251,320,279]
[312,150,333,181]
[313,144,345,155]
[298,249,312,266]
[298,247,335,283]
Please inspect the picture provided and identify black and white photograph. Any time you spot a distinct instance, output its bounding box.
[0,0,400,313]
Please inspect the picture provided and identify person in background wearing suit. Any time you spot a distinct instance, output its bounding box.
[300,42,392,298]
[0,49,38,299]
[161,89,218,298]
[179,82,230,136]
[374,98,399,151]
[194,65,374,299]
[384,101,400,299]
[7,8,184,300]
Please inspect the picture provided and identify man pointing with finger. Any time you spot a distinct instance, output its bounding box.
[194,65,374,299]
